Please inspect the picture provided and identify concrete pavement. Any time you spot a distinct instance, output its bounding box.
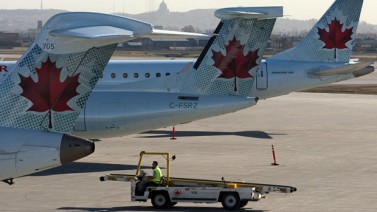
[1,92,377,211]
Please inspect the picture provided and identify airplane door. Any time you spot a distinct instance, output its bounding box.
[256,63,268,90]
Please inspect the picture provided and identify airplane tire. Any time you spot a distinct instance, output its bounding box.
[221,193,240,210]
[151,192,171,209]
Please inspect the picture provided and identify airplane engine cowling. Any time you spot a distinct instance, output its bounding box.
[0,127,94,181]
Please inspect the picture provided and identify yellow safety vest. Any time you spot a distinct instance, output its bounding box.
[152,166,162,183]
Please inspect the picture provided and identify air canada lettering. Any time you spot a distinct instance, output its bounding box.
[169,102,198,110]
[0,66,7,72]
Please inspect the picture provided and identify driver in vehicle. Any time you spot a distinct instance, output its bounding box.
[136,161,163,195]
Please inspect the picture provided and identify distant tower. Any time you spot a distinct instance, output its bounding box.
[41,0,43,10]
[158,0,169,13]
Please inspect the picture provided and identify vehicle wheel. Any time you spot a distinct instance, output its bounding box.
[240,200,248,208]
[151,192,171,209]
[221,193,240,210]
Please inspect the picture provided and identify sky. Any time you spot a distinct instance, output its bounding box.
[0,0,376,24]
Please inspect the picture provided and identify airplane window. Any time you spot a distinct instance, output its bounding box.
[145,73,150,78]
[123,73,128,78]
[156,73,161,77]
[111,73,116,78]
[134,73,139,78]
[166,73,171,76]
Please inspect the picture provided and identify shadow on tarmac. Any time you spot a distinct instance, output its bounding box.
[58,206,266,211]
[138,130,283,139]
[28,162,149,176]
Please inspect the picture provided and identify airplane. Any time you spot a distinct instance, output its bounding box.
[0,6,283,139]
[74,0,371,139]
[0,11,209,184]
[0,0,372,140]
[72,6,285,138]
[85,0,371,102]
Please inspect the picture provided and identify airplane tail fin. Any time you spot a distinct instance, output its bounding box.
[270,0,364,63]
[178,7,283,97]
[0,12,156,133]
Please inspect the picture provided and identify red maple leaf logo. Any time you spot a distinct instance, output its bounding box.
[174,189,182,196]
[212,36,259,92]
[19,57,80,129]
[317,18,354,59]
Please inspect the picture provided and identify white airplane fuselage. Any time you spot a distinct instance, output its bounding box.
[81,59,372,138]
[0,59,372,139]
[87,59,372,99]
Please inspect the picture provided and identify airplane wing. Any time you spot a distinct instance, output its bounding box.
[308,61,375,76]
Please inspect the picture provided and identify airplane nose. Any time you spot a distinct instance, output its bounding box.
[59,134,95,164]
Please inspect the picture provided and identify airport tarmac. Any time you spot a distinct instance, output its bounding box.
[1,92,377,212]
